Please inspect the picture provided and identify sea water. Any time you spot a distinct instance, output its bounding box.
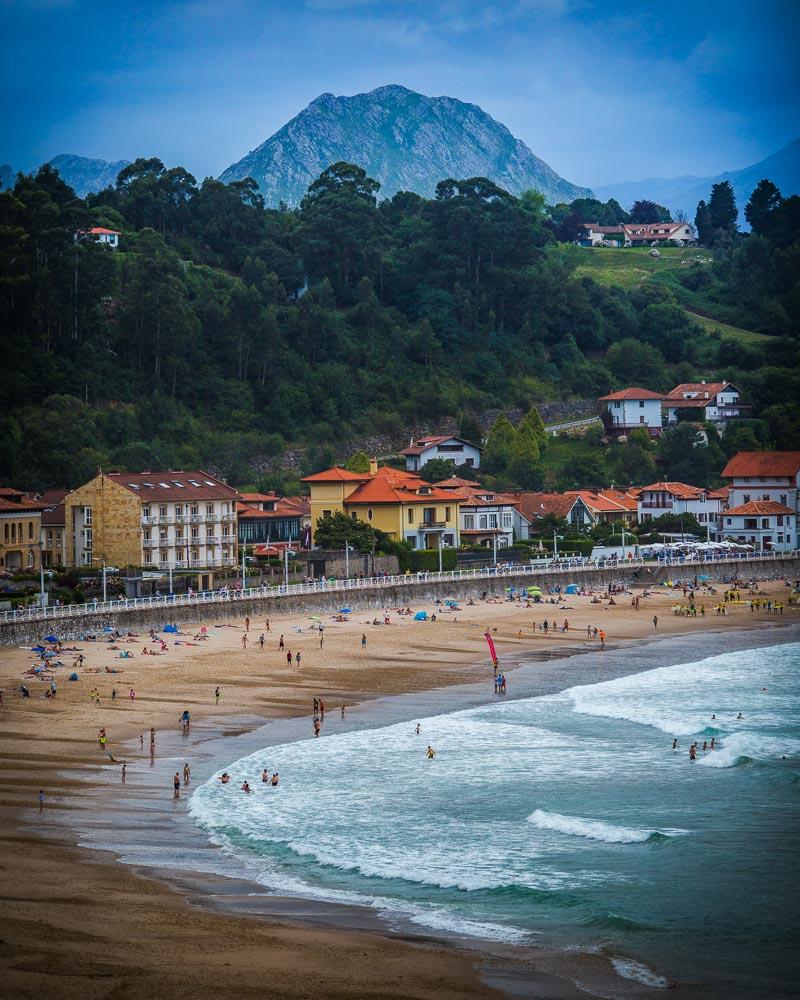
[190,642,800,997]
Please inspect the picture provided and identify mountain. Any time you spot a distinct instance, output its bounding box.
[593,139,800,221]
[47,154,131,197]
[220,84,590,206]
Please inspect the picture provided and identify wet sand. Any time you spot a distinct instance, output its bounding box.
[1,575,796,999]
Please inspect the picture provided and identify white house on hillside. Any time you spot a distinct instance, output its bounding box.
[663,382,743,431]
[721,501,795,552]
[580,222,695,247]
[401,435,481,472]
[600,388,664,438]
[75,226,121,248]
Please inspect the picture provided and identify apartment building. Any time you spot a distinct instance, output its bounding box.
[64,471,240,570]
[0,487,44,571]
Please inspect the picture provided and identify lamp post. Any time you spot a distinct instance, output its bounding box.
[553,530,558,560]
[438,532,443,573]
[345,541,351,578]
[102,560,107,603]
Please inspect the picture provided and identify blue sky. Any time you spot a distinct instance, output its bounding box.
[3,0,798,186]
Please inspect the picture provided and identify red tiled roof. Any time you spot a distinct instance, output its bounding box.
[107,470,239,502]
[722,452,800,479]
[664,382,730,401]
[510,492,577,521]
[302,467,371,482]
[638,481,705,500]
[566,490,638,513]
[600,388,664,401]
[345,466,456,505]
[724,501,794,515]
[238,498,303,519]
[239,492,278,503]
[0,498,45,514]
[88,227,121,235]
[437,476,482,489]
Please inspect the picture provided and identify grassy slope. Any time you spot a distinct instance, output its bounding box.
[572,246,769,347]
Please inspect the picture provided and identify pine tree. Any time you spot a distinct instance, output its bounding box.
[744,179,782,236]
[708,181,738,236]
[483,414,518,476]
[344,450,371,473]
[519,405,548,451]
[695,199,712,244]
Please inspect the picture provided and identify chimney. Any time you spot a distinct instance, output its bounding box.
[369,458,378,475]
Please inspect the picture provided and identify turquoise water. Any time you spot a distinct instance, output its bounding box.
[190,642,800,997]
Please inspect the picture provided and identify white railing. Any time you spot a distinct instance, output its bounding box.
[1,550,797,625]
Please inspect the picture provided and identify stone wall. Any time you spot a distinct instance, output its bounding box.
[3,556,797,647]
[64,473,141,568]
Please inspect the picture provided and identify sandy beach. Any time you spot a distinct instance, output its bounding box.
[1,574,797,1000]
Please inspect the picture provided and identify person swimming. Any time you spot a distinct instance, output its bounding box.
[262,769,270,782]
[426,746,437,759]
[415,723,421,735]
[736,712,744,720]
[689,744,697,761]
[241,781,251,793]
[270,772,279,786]
[672,738,678,750]
[219,772,230,784]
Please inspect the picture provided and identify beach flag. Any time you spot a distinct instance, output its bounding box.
[484,631,498,667]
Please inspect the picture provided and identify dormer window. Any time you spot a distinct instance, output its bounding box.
[418,486,430,495]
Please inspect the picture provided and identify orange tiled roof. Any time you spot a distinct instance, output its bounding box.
[665,382,730,401]
[437,476,482,489]
[108,470,239,502]
[565,489,638,513]
[510,492,578,521]
[722,452,800,478]
[638,481,705,500]
[725,501,794,515]
[346,466,456,505]
[302,467,371,482]
[600,387,664,401]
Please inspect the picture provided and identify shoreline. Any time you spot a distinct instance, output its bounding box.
[50,620,800,1000]
[2,579,798,999]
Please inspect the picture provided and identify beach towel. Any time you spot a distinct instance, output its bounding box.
[413,611,428,621]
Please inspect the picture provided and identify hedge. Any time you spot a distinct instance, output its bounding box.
[406,548,458,572]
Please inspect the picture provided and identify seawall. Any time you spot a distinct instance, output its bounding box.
[3,557,798,647]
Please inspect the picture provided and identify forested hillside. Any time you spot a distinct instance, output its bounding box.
[1,159,798,492]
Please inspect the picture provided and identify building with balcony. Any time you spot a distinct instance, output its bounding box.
[400,434,482,472]
[662,381,743,431]
[600,388,665,438]
[636,482,727,533]
[63,470,240,571]
[438,480,516,547]
[720,501,795,552]
[0,487,44,571]
[237,493,304,547]
[40,490,68,567]
[303,462,461,550]
[721,451,800,549]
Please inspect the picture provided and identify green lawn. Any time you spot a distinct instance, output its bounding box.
[572,246,709,290]
[683,311,773,348]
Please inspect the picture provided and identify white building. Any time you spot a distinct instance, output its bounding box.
[580,222,695,247]
[438,479,515,547]
[600,388,665,438]
[721,451,800,550]
[721,502,795,552]
[401,435,482,472]
[663,381,743,430]
[76,226,121,248]
[637,482,727,535]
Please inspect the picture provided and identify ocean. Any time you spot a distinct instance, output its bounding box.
[190,641,800,997]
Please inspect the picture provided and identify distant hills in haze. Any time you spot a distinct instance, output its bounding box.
[220,84,591,206]
[594,139,800,220]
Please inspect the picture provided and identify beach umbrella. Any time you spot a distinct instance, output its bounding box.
[565,584,579,594]
[339,608,352,614]
[44,635,58,643]
[413,611,428,621]
[102,625,114,633]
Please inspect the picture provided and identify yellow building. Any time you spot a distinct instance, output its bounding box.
[63,470,240,570]
[0,487,44,571]
[303,464,462,551]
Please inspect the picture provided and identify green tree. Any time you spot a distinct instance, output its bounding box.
[606,338,666,388]
[629,199,671,223]
[482,413,518,476]
[419,457,457,482]
[745,179,782,236]
[458,413,484,446]
[314,511,388,553]
[344,450,372,473]
[657,424,725,486]
[707,181,738,242]
[695,199,712,244]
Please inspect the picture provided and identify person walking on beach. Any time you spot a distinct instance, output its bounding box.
[139,733,144,750]
[150,728,156,749]
[129,688,136,702]
[279,634,284,650]
[39,789,45,810]
[652,615,658,629]
[319,630,324,649]
[215,686,220,705]
[296,651,302,668]
[183,762,190,784]
[259,633,265,650]
[173,772,181,798]
[599,629,606,648]
[319,700,325,719]
[244,616,250,634]
[265,619,271,632]
[341,704,346,719]
[313,718,321,737]
[121,763,126,783]
[361,633,367,649]
[287,650,292,667]
[241,634,248,650]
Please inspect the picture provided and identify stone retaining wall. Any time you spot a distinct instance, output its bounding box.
[2,557,797,647]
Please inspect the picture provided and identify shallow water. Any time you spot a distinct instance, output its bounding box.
[190,641,800,998]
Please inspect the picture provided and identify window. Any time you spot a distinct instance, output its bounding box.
[744,519,758,529]
[780,495,787,506]
[175,504,183,516]
[464,515,474,530]
[28,522,33,539]
[408,536,417,548]
[479,515,487,529]
[639,415,646,424]
[445,506,451,521]
[84,506,92,525]
[762,519,770,529]
[322,510,332,518]
[408,509,414,524]
[639,400,645,407]
[206,504,214,518]
[159,505,167,517]
[489,514,498,528]
[160,530,168,541]
[743,495,750,504]
[423,507,435,525]
[143,506,150,517]
[28,550,34,567]
[352,511,358,520]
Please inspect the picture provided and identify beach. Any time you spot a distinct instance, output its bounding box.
[1,574,798,1000]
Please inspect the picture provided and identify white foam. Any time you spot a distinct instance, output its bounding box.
[611,956,669,988]
[528,809,683,844]
[697,732,800,769]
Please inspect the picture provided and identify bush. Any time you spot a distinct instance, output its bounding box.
[407,548,458,572]
[534,537,594,556]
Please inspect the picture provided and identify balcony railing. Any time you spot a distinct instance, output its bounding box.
[420,520,447,529]
[221,513,235,522]
[143,538,158,548]
[639,502,673,510]
[204,536,220,545]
